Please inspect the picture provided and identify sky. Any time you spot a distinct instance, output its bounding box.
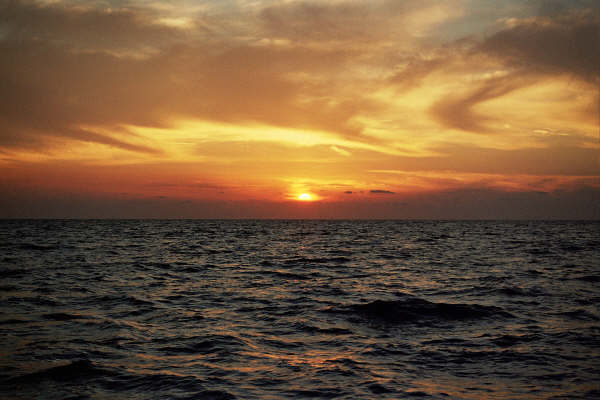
[0,0,598,219]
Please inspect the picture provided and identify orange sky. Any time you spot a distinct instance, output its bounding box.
[1,0,598,218]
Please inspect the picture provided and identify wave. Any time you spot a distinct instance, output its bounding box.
[558,309,599,321]
[0,318,29,325]
[574,275,600,283]
[42,312,88,321]
[18,243,60,251]
[177,390,236,400]
[114,373,207,393]
[159,334,248,356]
[0,269,26,279]
[260,270,313,280]
[282,256,351,265]
[3,296,61,308]
[415,348,552,366]
[491,334,541,347]
[4,359,237,399]
[91,294,155,308]
[288,388,346,398]
[6,359,114,384]
[494,286,546,297]
[294,322,353,335]
[366,382,394,394]
[344,294,513,324]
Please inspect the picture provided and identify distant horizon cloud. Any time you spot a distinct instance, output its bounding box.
[370,190,396,195]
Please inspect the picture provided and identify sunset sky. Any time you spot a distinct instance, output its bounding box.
[1,0,598,218]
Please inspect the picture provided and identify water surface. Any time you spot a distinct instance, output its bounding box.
[0,220,598,399]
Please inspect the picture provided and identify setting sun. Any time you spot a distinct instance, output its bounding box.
[298,193,313,201]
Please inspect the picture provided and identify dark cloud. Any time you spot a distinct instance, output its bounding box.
[535,0,600,17]
[430,72,536,133]
[260,1,372,42]
[479,10,600,82]
[370,190,395,194]
[428,9,599,133]
[0,0,182,51]
[388,56,446,91]
[0,39,173,152]
[62,127,162,154]
[259,0,438,44]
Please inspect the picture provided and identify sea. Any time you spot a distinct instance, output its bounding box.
[0,220,598,399]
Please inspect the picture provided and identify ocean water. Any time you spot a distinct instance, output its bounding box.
[0,220,598,399]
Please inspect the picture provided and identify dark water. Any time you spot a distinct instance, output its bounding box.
[0,220,598,399]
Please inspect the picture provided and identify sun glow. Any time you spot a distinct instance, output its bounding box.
[298,193,313,201]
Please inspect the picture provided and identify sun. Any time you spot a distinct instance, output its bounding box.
[297,193,313,201]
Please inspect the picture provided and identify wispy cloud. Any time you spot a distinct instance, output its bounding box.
[330,145,351,156]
